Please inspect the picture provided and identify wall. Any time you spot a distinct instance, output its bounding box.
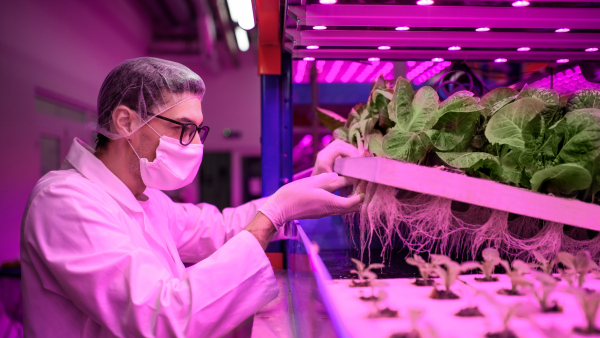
[0,0,152,262]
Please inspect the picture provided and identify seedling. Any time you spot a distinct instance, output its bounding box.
[389,309,425,338]
[567,287,600,335]
[405,254,437,286]
[350,258,385,287]
[430,254,480,299]
[455,280,485,317]
[480,291,533,338]
[558,251,599,288]
[474,248,501,282]
[497,259,532,296]
[532,251,558,276]
[367,289,398,318]
[359,268,381,301]
[529,271,562,313]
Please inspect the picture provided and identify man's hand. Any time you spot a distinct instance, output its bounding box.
[245,212,278,250]
[312,139,360,176]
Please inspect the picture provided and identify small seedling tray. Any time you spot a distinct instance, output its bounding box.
[334,157,600,231]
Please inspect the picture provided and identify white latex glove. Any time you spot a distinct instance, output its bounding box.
[312,139,360,176]
[258,173,364,228]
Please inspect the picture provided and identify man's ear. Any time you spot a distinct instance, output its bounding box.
[111,105,141,137]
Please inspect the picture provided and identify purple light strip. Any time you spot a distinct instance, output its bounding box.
[413,61,451,85]
[369,62,394,82]
[325,60,344,83]
[529,66,600,95]
[341,62,361,83]
[294,60,308,83]
[356,62,379,83]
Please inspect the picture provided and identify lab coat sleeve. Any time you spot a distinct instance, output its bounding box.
[22,181,278,338]
[169,196,287,263]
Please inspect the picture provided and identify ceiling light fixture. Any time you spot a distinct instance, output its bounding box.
[448,46,461,51]
[368,57,381,62]
[313,26,327,30]
[556,59,569,63]
[226,0,255,30]
[555,28,570,33]
[494,58,507,63]
[395,26,410,31]
[416,0,434,5]
[303,57,315,61]
[378,46,391,50]
[306,45,319,50]
[319,0,337,3]
[511,0,530,7]
[585,47,599,52]
[234,27,250,52]
[517,47,531,52]
[432,57,444,62]
[476,27,490,32]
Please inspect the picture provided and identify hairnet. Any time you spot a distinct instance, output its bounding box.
[94,57,205,140]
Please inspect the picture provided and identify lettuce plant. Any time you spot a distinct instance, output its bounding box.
[429,254,480,299]
[567,287,600,334]
[529,271,561,313]
[531,251,557,276]
[480,291,534,338]
[498,259,532,296]
[405,254,437,286]
[367,289,398,318]
[473,247,501,282]
[557,251,599,288]
[349,258,384,287]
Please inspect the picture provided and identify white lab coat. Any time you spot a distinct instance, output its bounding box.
[20,138,280,338]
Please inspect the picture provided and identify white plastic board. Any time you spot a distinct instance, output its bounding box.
[334,157,600,231]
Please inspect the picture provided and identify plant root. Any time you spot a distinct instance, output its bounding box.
[496,289,523,296]
[455,306,484,317]
[485,330,518,338]
[413,278,436,286]
[349,280,371,287]
[541,302,563,313]
[368,307,399,318]
[574,327,600,335]
[474,276,499,282]
[389,330,421,338]
[430,288,459,300]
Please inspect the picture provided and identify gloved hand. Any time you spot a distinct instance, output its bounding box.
[258,173,364,228]
[312,139,360,176]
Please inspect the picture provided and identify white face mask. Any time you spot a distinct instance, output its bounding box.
[128,125,203,191]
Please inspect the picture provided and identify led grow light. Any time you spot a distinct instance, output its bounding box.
[432,57,444,62]
[303,57,315,61]
[416,0,434,5]
[556,59,569,63]
[476,27,490,32]
[448,46,461,51]
[586,47,599,52]
[234,27,250,52]
[494,58,507,63]
[517,47,531,52]
[512,0,530,7]
[395,26,410,31]
[294,60,308,83]
[555,28,570,33]
[306,45,319,50]
[226,0,255,30]
[378,46,391,50]
[341,62,361,83]
[313,26,327,30]
[325,60,344,83]
[368,57,381,62]
[319,0,337,3]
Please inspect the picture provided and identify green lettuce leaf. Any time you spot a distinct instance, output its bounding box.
[426,110,480,151]
[556,108,600,165]
[437,152,502,179]
[332,126,349,142]
[566,88,600,112]
[530,163,592,195]
[367,130,385,157]
[480,87,519,117]
[484,97,545,149]
[388,77,414,125]
[382,128,430,163]
[516,86,561,126]
[317,107,347,131]
[401,86,439,132]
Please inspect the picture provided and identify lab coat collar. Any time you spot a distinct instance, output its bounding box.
[63,138,143,213]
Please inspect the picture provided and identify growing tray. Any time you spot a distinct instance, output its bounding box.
[334,157,600,231]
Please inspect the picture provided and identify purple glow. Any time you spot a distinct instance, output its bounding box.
[555,28,570,33]
[322,135,333,146]
[306,45,319,50]
[340,62,361,83]
[432,57,444,62]
[294,60,308,83]
[448,46,461,51]
[325,60,344,83]
[369,62,394,82]
[313,26,327,30]
[517,47,531,52]
[530,66,600,95]
[395,26,410,31]
[299,134,312,147]
[319,0,337,3]
[416,0,434,5]
[586,47,599,52]
[378,46,391,50]
[476,27,490,32]
[494,58,507,63]
[356,63,378,83]
[406,61,416,67]
[303,57,315,61]
[368,57,380,62]
[556,59,569,63]
[511,0,529,7]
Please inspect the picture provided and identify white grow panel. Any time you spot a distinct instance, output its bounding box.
[333,157,600,231]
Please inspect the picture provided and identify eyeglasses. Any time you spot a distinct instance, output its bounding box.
[148,114,209,146]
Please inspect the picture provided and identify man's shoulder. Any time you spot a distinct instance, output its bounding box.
[27,169,107,208]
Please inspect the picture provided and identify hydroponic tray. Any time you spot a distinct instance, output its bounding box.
[333,156,600,231]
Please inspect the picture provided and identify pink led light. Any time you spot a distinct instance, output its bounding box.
[416,0,434,5]
[555,28,570,33]
[378,46,391,50]
[448,46,461,51]
[319,0,337,3]
[432,57,444,62]
[395,26,410,31]
[368,57,381,62]
[340,62,361,83]
[294,60,308,83]
[356,63,378,83]
[369,62,394,82]
[586,47,599,52]
[306,45,319,50]
[517,47,531,52]
[303,57,315,61]
[495,58,507,63]
[321,135,333,146]
[313,26,327,30]
[557,59,569,63]
[407,61,416,67]
[512,0,529,6]
[325,60,344,83]
[476,27,490,32]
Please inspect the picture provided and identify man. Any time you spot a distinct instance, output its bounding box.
[20,57,362,337]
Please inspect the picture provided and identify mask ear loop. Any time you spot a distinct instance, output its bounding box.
[127,139,141,160]
[145,121,162,138]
